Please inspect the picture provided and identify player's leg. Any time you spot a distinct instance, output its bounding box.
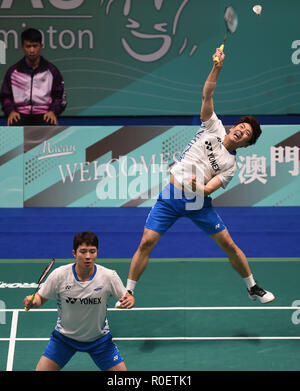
[189,206,274,303]
[127,186,181,283]
[190,204,255,277]
[36,330,76,371]
[210,228,251,278]
[128,228,161,282]
[90,334,127,371]
[106,362,127,371]
[36,355,61,371]
[211,228,275,303]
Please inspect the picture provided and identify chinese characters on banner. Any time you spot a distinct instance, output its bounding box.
[238,147,300,185]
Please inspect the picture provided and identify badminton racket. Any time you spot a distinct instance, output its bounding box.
[24,258,55,311]
[214,5,238,65]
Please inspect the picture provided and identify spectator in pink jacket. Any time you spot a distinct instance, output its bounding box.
[0,28,67,126]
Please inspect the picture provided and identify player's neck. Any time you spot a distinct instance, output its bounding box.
[222,136,236,153]
[75,263,95,282]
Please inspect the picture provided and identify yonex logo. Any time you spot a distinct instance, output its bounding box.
[205,141,213,151]
[65,297,102,305]
[94,287,102,291]
[208,152,220,172]
[66,297,77,304]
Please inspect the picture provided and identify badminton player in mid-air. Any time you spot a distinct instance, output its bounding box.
[119,47,275,307]
[24,231,134,371]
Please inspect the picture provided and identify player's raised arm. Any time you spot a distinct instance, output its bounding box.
[201,48,225,122]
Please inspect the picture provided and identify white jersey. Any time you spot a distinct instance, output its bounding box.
[171,112,236,189]
[38,263,127,342]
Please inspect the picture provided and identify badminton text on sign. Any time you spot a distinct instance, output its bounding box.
[0,0,94,51]
[0,40,6,64]
[0,0,84,9]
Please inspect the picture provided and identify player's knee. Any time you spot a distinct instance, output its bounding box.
[221,238,239,255]
[36,355,61,371]
[139,236,157,253]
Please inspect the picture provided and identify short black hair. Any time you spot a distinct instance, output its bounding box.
[73,231,99,252]
[21,28,42,45]
[235,115,262,145]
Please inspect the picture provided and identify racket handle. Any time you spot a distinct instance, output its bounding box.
[213,44,225,65]
[24,294,35,311]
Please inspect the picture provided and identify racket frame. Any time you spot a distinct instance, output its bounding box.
[24,258,55,311]
[214,5,238,64]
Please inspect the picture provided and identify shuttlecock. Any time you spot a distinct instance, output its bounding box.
[253,5,262,16]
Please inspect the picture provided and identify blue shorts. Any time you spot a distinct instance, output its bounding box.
[145,183,226,235]
[43,330,123,370]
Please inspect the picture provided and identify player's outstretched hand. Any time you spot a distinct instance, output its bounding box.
[115,292,135,309]
[213,47,225,66]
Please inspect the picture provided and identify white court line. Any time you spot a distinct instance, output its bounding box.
[0,307,299,312]
[113,337,300,341]
[1,337,300,341]
[6,310,18,371]
[109,306,300,311]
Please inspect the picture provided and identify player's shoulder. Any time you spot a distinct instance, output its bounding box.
[95,264,119,280]
[50,263,73,277]
[201,112,226,139]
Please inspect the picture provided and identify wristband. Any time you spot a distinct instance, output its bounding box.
[126,279,136,292]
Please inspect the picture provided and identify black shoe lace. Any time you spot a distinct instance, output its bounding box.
[250,284,266,296]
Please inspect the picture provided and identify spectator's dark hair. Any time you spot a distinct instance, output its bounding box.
[73,232,99,251]
[21,28,42,45]
[235,116,262,145]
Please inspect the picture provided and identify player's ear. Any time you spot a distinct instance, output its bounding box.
[72,249,76,258]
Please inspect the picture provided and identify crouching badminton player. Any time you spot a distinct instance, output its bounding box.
[23,231,134,371]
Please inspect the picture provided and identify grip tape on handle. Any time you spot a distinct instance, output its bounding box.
[213,44,224,64]
[24,294,35,311]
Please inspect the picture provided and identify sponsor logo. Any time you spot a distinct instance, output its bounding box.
[205,141,220,172]
[205,141,213,151]
[66,297,78,304]
[38,141,76,160]
[65,297,102,305]
[0,282,39,288]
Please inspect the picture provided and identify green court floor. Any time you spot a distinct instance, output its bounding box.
[1,258,300,371]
